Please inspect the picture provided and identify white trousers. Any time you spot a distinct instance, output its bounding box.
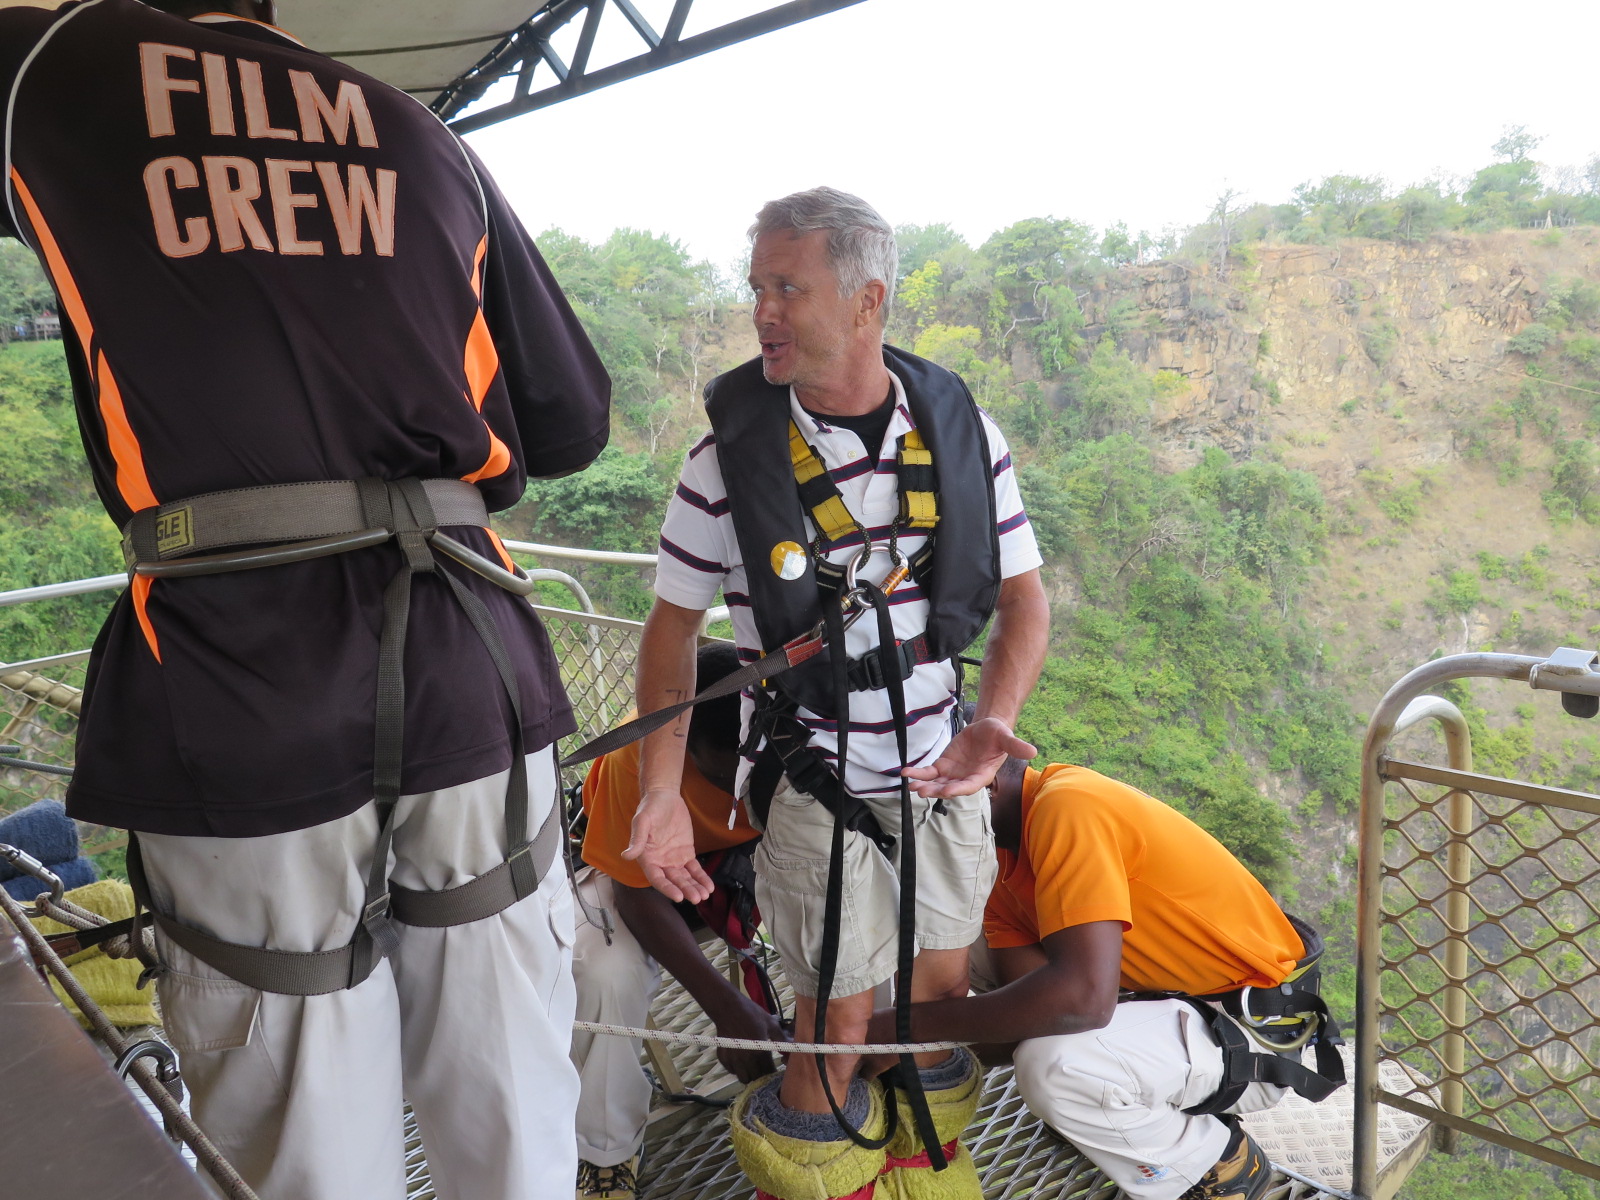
[569,868,663,1167]
[970,941,1283,1200]
[140,748,579,1200]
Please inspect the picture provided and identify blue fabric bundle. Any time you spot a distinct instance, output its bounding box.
[3,856,98,901]
[0,800,82,881]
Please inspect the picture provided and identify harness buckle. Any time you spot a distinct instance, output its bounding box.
[363,893,393,925]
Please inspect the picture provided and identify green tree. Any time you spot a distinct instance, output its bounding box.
[0,240,55,341]
[539,227,707,439]
[1292,174,1390,232]
[1028,284,1085,378]
[1393,186,1451,241]
[980,217,1095,319]
[897,259,946,338]
[895,222,966,280]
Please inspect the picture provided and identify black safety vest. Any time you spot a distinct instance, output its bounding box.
[704,345,1000,717]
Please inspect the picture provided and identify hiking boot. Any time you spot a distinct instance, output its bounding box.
[576,1154,640,1200]
[1179,1125,1270,1200]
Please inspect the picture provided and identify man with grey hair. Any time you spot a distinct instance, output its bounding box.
[627,187,1048,1200]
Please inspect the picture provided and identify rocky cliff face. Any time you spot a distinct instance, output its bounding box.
[1079,227,1600,773]
[1083,229,1600,492]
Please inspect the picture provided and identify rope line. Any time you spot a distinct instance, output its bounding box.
[573,1019,962,1056]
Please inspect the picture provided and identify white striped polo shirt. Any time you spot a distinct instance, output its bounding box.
[654,369,1043,802]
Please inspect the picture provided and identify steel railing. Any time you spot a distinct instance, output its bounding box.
[1355,648,1600,1197]
[0,542,729,807]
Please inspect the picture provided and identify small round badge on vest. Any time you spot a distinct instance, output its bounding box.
[770,540,807,581]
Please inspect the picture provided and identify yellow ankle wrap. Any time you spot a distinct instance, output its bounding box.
[728,1074,890,1200]
[877,1051,984,1200]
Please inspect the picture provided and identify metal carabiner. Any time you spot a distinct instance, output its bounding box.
[833,544,875,629]
[1235,985,1319,1052]
[0,843,64,910]
[841,543,874,592]
[115,1040,187,1145]
[115,1038,181,1085]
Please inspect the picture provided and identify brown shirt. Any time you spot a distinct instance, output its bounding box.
[0,2,611,835]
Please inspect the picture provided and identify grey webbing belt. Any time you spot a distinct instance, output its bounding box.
[122,477,562,996]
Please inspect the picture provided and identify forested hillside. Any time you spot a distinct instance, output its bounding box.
[2,131,1598,1196]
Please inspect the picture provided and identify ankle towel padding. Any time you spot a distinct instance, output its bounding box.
[729,1072,890,1200]
[876,1050,984,1200]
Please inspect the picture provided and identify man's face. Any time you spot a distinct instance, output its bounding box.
[748,230,858,389]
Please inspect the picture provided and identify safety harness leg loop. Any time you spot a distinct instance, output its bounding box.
[120,476,562,997]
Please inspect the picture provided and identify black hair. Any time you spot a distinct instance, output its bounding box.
[686,642,742,755]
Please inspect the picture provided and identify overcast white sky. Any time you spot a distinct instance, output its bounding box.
[466,0,1600,273]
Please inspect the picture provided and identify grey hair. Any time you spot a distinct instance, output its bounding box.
[749,187,898,322]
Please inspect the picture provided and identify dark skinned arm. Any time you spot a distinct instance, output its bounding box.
[864,921,1125,1059]
[612,881,788,1082]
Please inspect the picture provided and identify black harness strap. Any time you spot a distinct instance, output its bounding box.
[807,592,896,1152]
[125,477,559,997]
[744,694,894,854]
[1120,914,1346,1116]
[1179,996,1346,1115]
[869,583,946,1171]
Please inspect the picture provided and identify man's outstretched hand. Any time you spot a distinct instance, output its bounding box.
[622,790,713,904]
[902,716,1036,797]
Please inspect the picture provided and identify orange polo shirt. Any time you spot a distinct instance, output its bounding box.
[580,738,759,890]
[984,764,1303,995]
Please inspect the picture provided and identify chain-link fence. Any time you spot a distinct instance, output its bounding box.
[1375,758,1600,1173]
[1356,650,1600,1197]
[0,657,128,859]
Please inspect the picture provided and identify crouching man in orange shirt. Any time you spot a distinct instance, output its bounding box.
[866,759,1343,1200]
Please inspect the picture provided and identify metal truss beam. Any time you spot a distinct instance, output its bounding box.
[438,0,866,132]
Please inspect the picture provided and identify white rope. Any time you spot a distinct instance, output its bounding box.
[572,1019,963,1056]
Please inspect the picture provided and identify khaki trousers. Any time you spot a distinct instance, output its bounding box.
[140,748,578,1200]
[569,867,662,1168]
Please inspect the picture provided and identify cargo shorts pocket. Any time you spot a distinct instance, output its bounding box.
[916,793,997,931]
[158,969,262,1054]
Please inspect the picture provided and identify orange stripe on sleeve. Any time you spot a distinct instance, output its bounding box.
[463,308,498,412]
[461,236,510,482]
[462,431,512,484]
[485,528,517,573]
[130,575,163,663]
[10,170,159,513]
[94,350,159,512]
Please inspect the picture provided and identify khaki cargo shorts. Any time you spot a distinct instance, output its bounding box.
[751,780,997,998]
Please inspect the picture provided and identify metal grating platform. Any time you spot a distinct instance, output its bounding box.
[636,1066,1379,1200]
[390,936,1435,1199]
[607,943,1437,1199]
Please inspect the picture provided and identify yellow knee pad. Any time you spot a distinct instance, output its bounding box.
[728,1073,890,1200]
[877,1050,984,1200]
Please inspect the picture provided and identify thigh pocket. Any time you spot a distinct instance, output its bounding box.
[916,794,997,927]
[158,969,261,1054]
